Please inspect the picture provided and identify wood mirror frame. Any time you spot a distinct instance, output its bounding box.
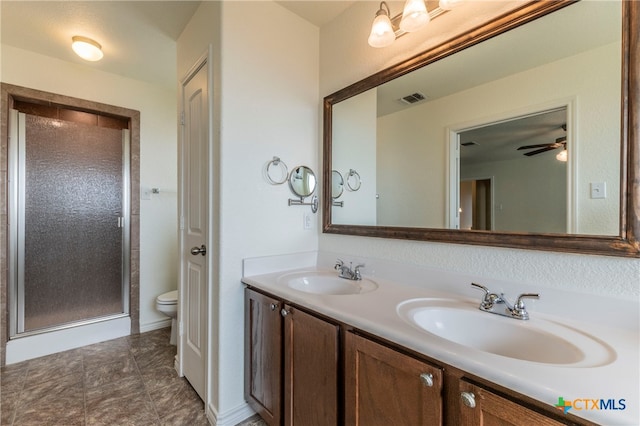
[323,0,639,258]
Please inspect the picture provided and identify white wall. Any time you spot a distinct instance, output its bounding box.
[177,1,319,420]
[374,42,619,233]
[462,154,566,233]
[1,44,178,331]
[332,89,377,225]
[319,2,639,298]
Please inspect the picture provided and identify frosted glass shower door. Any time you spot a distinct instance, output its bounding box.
[15,113,129,333]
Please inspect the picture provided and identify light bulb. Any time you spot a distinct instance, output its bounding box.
[439,0,464,11]
[556,149,568,162]
[368,9,395,48]
[400,0,430,32]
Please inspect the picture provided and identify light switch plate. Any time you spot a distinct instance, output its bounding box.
[590,182,606,199]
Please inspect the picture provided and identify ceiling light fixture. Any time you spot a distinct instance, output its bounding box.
[71,36,103,61]
[368,0,464,48]
[556,148,568,162]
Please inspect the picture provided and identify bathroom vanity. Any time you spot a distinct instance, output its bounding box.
[242,253,638,426]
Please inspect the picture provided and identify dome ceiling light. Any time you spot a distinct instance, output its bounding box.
[71,36,104,61]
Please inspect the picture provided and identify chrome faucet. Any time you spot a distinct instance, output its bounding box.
[471,283,539,320]
[334,259,364,281]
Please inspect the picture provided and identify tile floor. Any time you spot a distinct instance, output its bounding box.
[1,328,266,426]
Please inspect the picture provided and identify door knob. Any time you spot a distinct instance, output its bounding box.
[190,244,207,256]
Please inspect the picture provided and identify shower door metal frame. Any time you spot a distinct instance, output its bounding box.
[8,109,131,338]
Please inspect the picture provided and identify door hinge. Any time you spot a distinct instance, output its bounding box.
[117,217,125,228]
[180,111,185,126]
[179,215,185,230]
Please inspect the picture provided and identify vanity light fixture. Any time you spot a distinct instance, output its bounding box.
[368,0,462,48]
[367,2,396,48]
[71,36,103,61]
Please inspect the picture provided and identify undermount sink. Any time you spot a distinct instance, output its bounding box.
[397,298,615,367]
[277,271,378,295]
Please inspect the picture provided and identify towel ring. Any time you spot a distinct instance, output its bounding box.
[266,156,288,185]
[346,169,362,191]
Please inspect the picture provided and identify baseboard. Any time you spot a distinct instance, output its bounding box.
[139,318,171,333]
[206,401,256,426]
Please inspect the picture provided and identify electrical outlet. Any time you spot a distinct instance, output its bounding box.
[303,212,313,230]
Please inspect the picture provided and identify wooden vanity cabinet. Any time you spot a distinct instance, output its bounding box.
[458,381,567,426]
[246,288,591,426]
[345,331,443,425]
[245,289,283,426]
[245,288,340,426]
[283,303,340,425]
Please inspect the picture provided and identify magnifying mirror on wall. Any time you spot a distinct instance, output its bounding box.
[289,166,317,197]
[288,165,319,213]
[332,170,344,207]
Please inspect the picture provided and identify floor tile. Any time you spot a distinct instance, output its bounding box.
[84,353,139,388]
[150,380,208,426]
[13,386,85,426]
[0,328,271,426]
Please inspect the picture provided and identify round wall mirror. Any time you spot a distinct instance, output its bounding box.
[331,170,344,199]
[289,166,316,198]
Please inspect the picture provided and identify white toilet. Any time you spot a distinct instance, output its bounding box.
[156,290,178,345]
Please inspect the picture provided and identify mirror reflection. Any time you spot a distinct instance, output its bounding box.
[330,1,621,236]
[332,170,344,199]
[289,165,317,198]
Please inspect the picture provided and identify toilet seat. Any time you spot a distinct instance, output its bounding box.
[156,290,177,305]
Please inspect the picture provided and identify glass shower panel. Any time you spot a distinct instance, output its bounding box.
[22,114,124,332]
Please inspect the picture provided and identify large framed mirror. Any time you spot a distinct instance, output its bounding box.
[323,0,639,257]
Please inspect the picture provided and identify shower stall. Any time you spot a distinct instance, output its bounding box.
[8,107,130,339]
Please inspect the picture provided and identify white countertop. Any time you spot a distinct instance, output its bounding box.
[242,252,639,425]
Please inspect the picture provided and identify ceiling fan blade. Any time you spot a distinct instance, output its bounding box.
[556,136,567,143]
[524,146,557,156]
[517,143,553,150]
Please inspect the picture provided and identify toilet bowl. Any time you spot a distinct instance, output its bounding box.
[156,290,178,345]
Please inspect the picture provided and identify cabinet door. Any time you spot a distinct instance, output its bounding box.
[345,332,443,426]
[245,289,283,426]
[283,304,340,426]
[459,381,566,426]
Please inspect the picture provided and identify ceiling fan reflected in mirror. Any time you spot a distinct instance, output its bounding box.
[517,124,567,161]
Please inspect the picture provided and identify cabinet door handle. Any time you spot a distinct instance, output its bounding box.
[281,308,291,317]
[419,373,434,387]
[461,391,476,408]
[269,303,278,311]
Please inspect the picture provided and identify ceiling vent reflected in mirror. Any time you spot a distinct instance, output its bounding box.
[399,92,427,105]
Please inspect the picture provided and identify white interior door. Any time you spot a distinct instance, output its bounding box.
[180,58,209,401]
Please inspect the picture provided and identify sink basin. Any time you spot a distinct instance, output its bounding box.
[397,298,615,366]
[277,271,378,295]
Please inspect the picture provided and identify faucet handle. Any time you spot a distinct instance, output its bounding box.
[471,282,489,295]
[354,264,365,280]
[334,258,344,270]
[512,293,539,319]
[471,283,500,309]
[515,293,539,309]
